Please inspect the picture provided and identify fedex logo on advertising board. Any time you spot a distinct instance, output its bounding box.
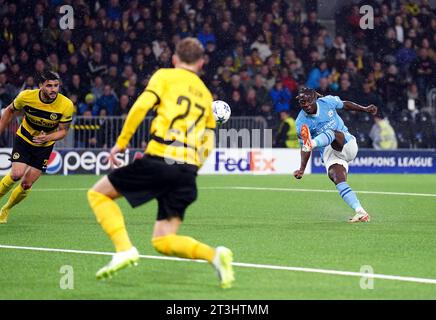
[215,150,275,172]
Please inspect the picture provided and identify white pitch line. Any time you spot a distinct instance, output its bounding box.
[31,186,436,197]
[1,244,436,285]
[32,188,88,192]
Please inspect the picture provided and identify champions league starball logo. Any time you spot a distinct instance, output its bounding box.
[46,151,62,174]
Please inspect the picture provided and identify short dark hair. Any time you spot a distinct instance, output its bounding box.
[296,87,321,105]
[39,70,60,83]
[175,37,204,64]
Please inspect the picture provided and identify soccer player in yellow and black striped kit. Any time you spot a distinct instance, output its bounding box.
[0,71,74,223]
[87,38,234,288]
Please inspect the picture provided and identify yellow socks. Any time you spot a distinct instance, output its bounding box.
[87,189,216,262]
[0,173,17,198]
[87,190,132,252]
[2,184,30,210]
[152,234,215,262]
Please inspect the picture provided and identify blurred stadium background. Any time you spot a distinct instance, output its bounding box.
[0,0,435,152]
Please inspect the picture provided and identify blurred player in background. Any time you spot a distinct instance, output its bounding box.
[293,87,377,222]
[87,38,234,288]
[0,70,74,223]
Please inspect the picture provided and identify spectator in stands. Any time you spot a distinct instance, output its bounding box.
[337,76,356,102]
[317,77,332,96]
[303,11,322,36]
[224,74,245,103]
[68,74,87,104]
[20,76,38,91]
[356,79,383,112]
[379,64,404,115]
[280,68,298,94]
[228,90,244,117]
[250,35,271,62]
[107,0,122,21]
[306,60,330,89]
[90,76,105,100]
[258,103,277,129]
[239,67,252,92]
[369,113,398,150]
[249,75,269,107]
[95,85,118,116]
[351,45,371,74]
[88,51,108,81]
[393,15,405,44]
[67,54,84,76]
[42,18,60,51]
[78,93,97,116]
[0,73,16,106]
[197,23,216,48]
[7,63,24,88]
[405,82,424,109]
[259,65,276,90]
[412,48,435,100]
[117,94,132,117]
[396,38,417,75]
[245,88,260,116]
[274,111,299,148]
[210,74,226,100]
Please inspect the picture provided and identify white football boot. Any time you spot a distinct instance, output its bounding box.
[96,246,140,280]
[212,246,235,289]
[348,208,371,223]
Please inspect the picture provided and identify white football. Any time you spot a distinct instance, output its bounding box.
[212,100,231,125]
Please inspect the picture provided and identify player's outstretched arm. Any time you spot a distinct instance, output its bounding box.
[294,149,311,179]
[197,128,215,166]
[343,101,378,115]
[107,90,158,166]
[0,104,16,135]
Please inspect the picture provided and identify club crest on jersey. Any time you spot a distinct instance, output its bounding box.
[12,152,20,160]
[50,113,58,120]
[328,110,334,117]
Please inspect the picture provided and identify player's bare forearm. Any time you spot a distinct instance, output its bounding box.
[45,129,68,141]
[0,104,16,135]
[33,123,70,144]
[294,149,311,179]
[343,101,377,115]
[299,149,311,171]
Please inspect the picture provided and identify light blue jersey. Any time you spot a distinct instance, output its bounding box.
[295,95,355,158]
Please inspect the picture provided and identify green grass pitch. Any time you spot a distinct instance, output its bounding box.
[0,174,435,299]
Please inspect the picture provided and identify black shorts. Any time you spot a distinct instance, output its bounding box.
[11,136,54,172]
[108,155,198,221]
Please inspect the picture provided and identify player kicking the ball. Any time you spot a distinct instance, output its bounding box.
[293,87,377,223]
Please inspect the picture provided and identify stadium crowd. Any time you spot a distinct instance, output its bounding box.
[0,0,435,148]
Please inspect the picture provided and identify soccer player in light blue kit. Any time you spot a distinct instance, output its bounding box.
[293,88,378,222]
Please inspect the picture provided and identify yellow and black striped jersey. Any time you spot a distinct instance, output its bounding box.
[116,68,215,167]
[13,89,74,147]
